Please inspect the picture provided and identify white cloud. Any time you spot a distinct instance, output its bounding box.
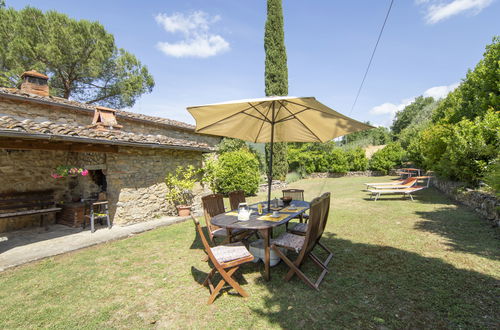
[155,11,229,58]
[416,0,494,24]
[370,82,459,126]
[423,82,460,99]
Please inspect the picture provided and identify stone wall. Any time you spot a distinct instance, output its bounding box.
[0,97,220,147]
[0,149,102,232]
[105,147,208,225]
[0,147,210,232]
[431,177,499,227]
[307,170,393,178]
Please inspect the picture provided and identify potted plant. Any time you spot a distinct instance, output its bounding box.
[165,165,199,216]
[51,166,88,178]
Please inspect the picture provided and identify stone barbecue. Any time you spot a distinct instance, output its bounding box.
[0,71,219,233]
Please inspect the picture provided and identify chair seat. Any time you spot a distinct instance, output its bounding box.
[272,233,305,252]
[290,222,308,233]
[211,242,253,263]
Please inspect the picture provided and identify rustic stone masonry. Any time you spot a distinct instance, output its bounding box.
[0,147,212,232]
[307,170,396,178]
[432,177,499,227]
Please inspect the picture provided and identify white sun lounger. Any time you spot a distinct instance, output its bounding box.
[368,185,427,201]
[366,177,417,190]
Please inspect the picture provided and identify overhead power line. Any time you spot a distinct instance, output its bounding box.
[349,0,394,116]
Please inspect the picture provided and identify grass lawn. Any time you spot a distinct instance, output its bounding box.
[0,176,498,328]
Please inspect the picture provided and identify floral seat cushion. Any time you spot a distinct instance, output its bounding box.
[272,233,305,252]
[211,242,252,263]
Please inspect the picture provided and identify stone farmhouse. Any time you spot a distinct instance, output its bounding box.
[0,71,219,233]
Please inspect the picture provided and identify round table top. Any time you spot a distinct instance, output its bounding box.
[211,200,310,230]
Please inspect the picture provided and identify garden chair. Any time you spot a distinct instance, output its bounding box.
[191,216,254,304]
[228,190,246,211]
[282,188,308,224]
[201,194,251,244]
[287,192,333,268]
[270,195,330,290]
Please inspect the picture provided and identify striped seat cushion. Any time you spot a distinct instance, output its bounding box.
[211,242,252,263]
[272,233,305,252]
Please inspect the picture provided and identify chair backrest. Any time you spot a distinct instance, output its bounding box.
[190,215,221,267]
[228,190,246,211]
[282,189,305,201]
[201,194,225,231]
[316,192,331,241]
[300,196,323,256]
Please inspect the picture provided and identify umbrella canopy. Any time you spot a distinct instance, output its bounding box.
[187,96,373,210]
[187,96,373,143]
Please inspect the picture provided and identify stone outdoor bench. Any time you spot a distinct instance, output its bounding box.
[0,190,61,229]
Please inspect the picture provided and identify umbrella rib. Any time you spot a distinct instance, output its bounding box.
[193,104,258,132]
[247,103,272,123]
[242,111,271,122]
[279,101,324,142]
[253,104,273,143]
[274,107,311,123]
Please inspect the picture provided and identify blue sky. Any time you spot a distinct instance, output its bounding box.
[11,0,500,127]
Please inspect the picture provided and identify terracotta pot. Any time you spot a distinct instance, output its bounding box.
[176,205,191,217]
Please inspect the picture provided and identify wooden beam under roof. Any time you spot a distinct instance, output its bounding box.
[0,138,119,153]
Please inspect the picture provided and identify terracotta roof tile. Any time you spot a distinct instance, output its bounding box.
[0,87,195,131]
[0,114,211,151]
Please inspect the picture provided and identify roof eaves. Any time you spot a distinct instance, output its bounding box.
[0,130,213,153]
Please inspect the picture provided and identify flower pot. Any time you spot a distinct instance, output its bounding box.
[176,205,191,217]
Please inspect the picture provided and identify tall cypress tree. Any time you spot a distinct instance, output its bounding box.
[264,0,288,181]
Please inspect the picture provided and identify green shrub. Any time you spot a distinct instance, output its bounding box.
[345,147,368,171]
[327,148,349,173]
[212,149,260,195]
[165,165,199,206]
[285,171,303,184]
[369,143,406,174]
[419,110,499,185]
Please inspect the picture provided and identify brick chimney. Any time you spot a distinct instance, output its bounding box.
[89,106,123,130]
[20,70,49,96]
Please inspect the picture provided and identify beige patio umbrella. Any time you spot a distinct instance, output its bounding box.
[187,96,373,209]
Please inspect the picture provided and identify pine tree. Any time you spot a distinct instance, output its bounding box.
[264,0,288,181]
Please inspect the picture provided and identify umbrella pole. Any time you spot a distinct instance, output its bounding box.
[267,104,275,212]
[267,125,274,212]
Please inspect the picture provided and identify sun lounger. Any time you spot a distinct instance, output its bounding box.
[368,185,427,201]
[366,177,417,190]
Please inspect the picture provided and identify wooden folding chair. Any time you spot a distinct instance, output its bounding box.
[191,216,254,304]
[282,188,308,226]
[228,190,246,211]
[271,195,329,290]
[201,194,252,244]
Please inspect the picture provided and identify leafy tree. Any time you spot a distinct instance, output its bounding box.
[342,123,390,147]
[346,147,369,171]
[0,1,5,8]
[216,138,247,154]
[432,36,499,124]
[369,143,406,174]
[391,96,436,136]
[264,0,288,180]
[0,6,154,108]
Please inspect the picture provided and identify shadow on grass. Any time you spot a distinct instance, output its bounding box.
[249,233,498,328]
[188,225,498,328]
[414,206,500,261]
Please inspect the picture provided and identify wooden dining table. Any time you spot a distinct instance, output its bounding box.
[211,200,310,281]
